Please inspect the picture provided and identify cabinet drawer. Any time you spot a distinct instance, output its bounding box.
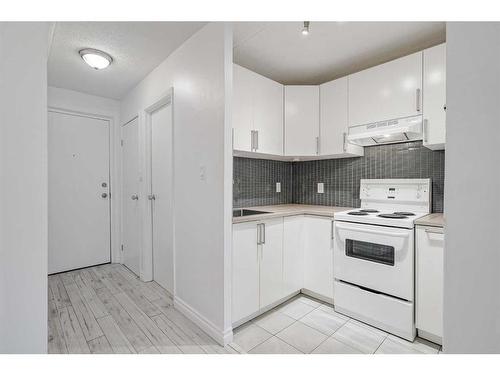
[334,280,415,341]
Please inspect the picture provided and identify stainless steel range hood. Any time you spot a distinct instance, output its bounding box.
[347,115,423,146]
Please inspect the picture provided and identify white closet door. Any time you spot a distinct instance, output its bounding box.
[48,111,110,274]
[151,104,174,293]
[122,118,141,276]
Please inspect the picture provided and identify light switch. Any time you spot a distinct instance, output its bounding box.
[199,166,206,181]
[317,183,324,194]
[276,182,281,193]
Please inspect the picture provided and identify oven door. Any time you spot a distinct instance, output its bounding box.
[334,221,414,301]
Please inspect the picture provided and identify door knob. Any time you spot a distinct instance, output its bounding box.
[131,194,139,200]
[101,193,108,198]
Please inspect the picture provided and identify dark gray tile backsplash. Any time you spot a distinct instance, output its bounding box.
[233,157,293,208]
[233,141,445,213]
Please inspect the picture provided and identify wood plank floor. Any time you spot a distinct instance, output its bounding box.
[48,264,241,354]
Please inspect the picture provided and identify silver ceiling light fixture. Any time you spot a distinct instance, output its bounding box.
[302,21,310,35]
[79,48,113,70]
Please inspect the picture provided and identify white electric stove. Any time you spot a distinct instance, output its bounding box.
[333,178,431,341]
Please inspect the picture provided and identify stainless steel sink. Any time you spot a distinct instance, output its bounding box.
[233,209,270,217]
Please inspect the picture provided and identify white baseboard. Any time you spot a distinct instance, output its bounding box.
[301,288,334,305]
[232,290,300,329]
[417,329,442,345]
[174,296,233,346]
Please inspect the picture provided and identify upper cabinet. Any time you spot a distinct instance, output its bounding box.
[232,64,283,155]
[233,44,446,160]
[423,43,446,150]
[233,64,254,152]
[284,86,320,156]
[320,77,363,157]
[348,51,423,127]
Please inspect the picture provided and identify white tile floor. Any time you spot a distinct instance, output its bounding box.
[232,294,441,354]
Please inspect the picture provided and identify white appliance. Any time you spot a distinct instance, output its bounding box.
[333,178,431,341]
[347,115,423,146]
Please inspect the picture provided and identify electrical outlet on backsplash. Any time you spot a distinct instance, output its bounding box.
[233,141,445,213]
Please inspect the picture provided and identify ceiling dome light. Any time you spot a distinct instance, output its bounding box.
[79,48,113,70]
[302,21,310,35]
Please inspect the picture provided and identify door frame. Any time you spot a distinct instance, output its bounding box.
[47,107,117,265]
[138,88,175,287]
[120,116,142,276]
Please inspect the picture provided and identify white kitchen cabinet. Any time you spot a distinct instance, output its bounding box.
[320,77,363,157]
[348,51,423,127]
[232,64,254,152]
[232,218,284,325]
[284,86,320,156]
[232,64,283,155]
[253,72,284,155]
[303,216,334,301]
[232,221,260,324]
[423,43,446,150]
[416,225,444,344]
[283,216,304,296]
[259,218,284,307]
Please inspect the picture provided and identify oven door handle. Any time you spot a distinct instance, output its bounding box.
[335,223,410,239]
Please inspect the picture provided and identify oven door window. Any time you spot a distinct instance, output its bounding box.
[345,239,395,266]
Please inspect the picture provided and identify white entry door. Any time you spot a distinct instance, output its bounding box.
[150,104,174,293]
[121,118,142,277]
[48,111,111,274]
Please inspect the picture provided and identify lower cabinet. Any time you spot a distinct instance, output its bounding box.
[416,225,444,344]
[232,217,284,325]
[259,218,284,308]
[232,221,260,324]
[283,216,304,296]
[303,216,334,301]
[232,215,334,325]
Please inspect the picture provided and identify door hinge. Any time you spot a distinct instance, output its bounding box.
[121,139,124,146]
[121,244,124,252]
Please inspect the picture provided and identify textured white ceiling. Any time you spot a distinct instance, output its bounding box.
[233,22,446,84]
[48,22,206,99]
[49,22,446,100]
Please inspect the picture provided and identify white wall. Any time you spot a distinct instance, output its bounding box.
[443,22,500,353]
[0,22,49,353]
[48,87,122,264]
[120,23,233,344]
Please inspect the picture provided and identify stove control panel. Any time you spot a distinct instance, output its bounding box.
[359,179,431,211]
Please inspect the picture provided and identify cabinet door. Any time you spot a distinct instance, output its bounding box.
[283,216,304,296]
[232,222,259,323]
[303,216,334,300]
[416,226,444,340]
[423,43,446,150]
[284,86,320,156]
[253,73,283,155]
[259,218,284,308]
[320,77,363,157]
[349,51,423,126]
[233,64,254,152]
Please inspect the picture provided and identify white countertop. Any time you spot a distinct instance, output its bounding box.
[232,204,354,224]
[415,213,445,228]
